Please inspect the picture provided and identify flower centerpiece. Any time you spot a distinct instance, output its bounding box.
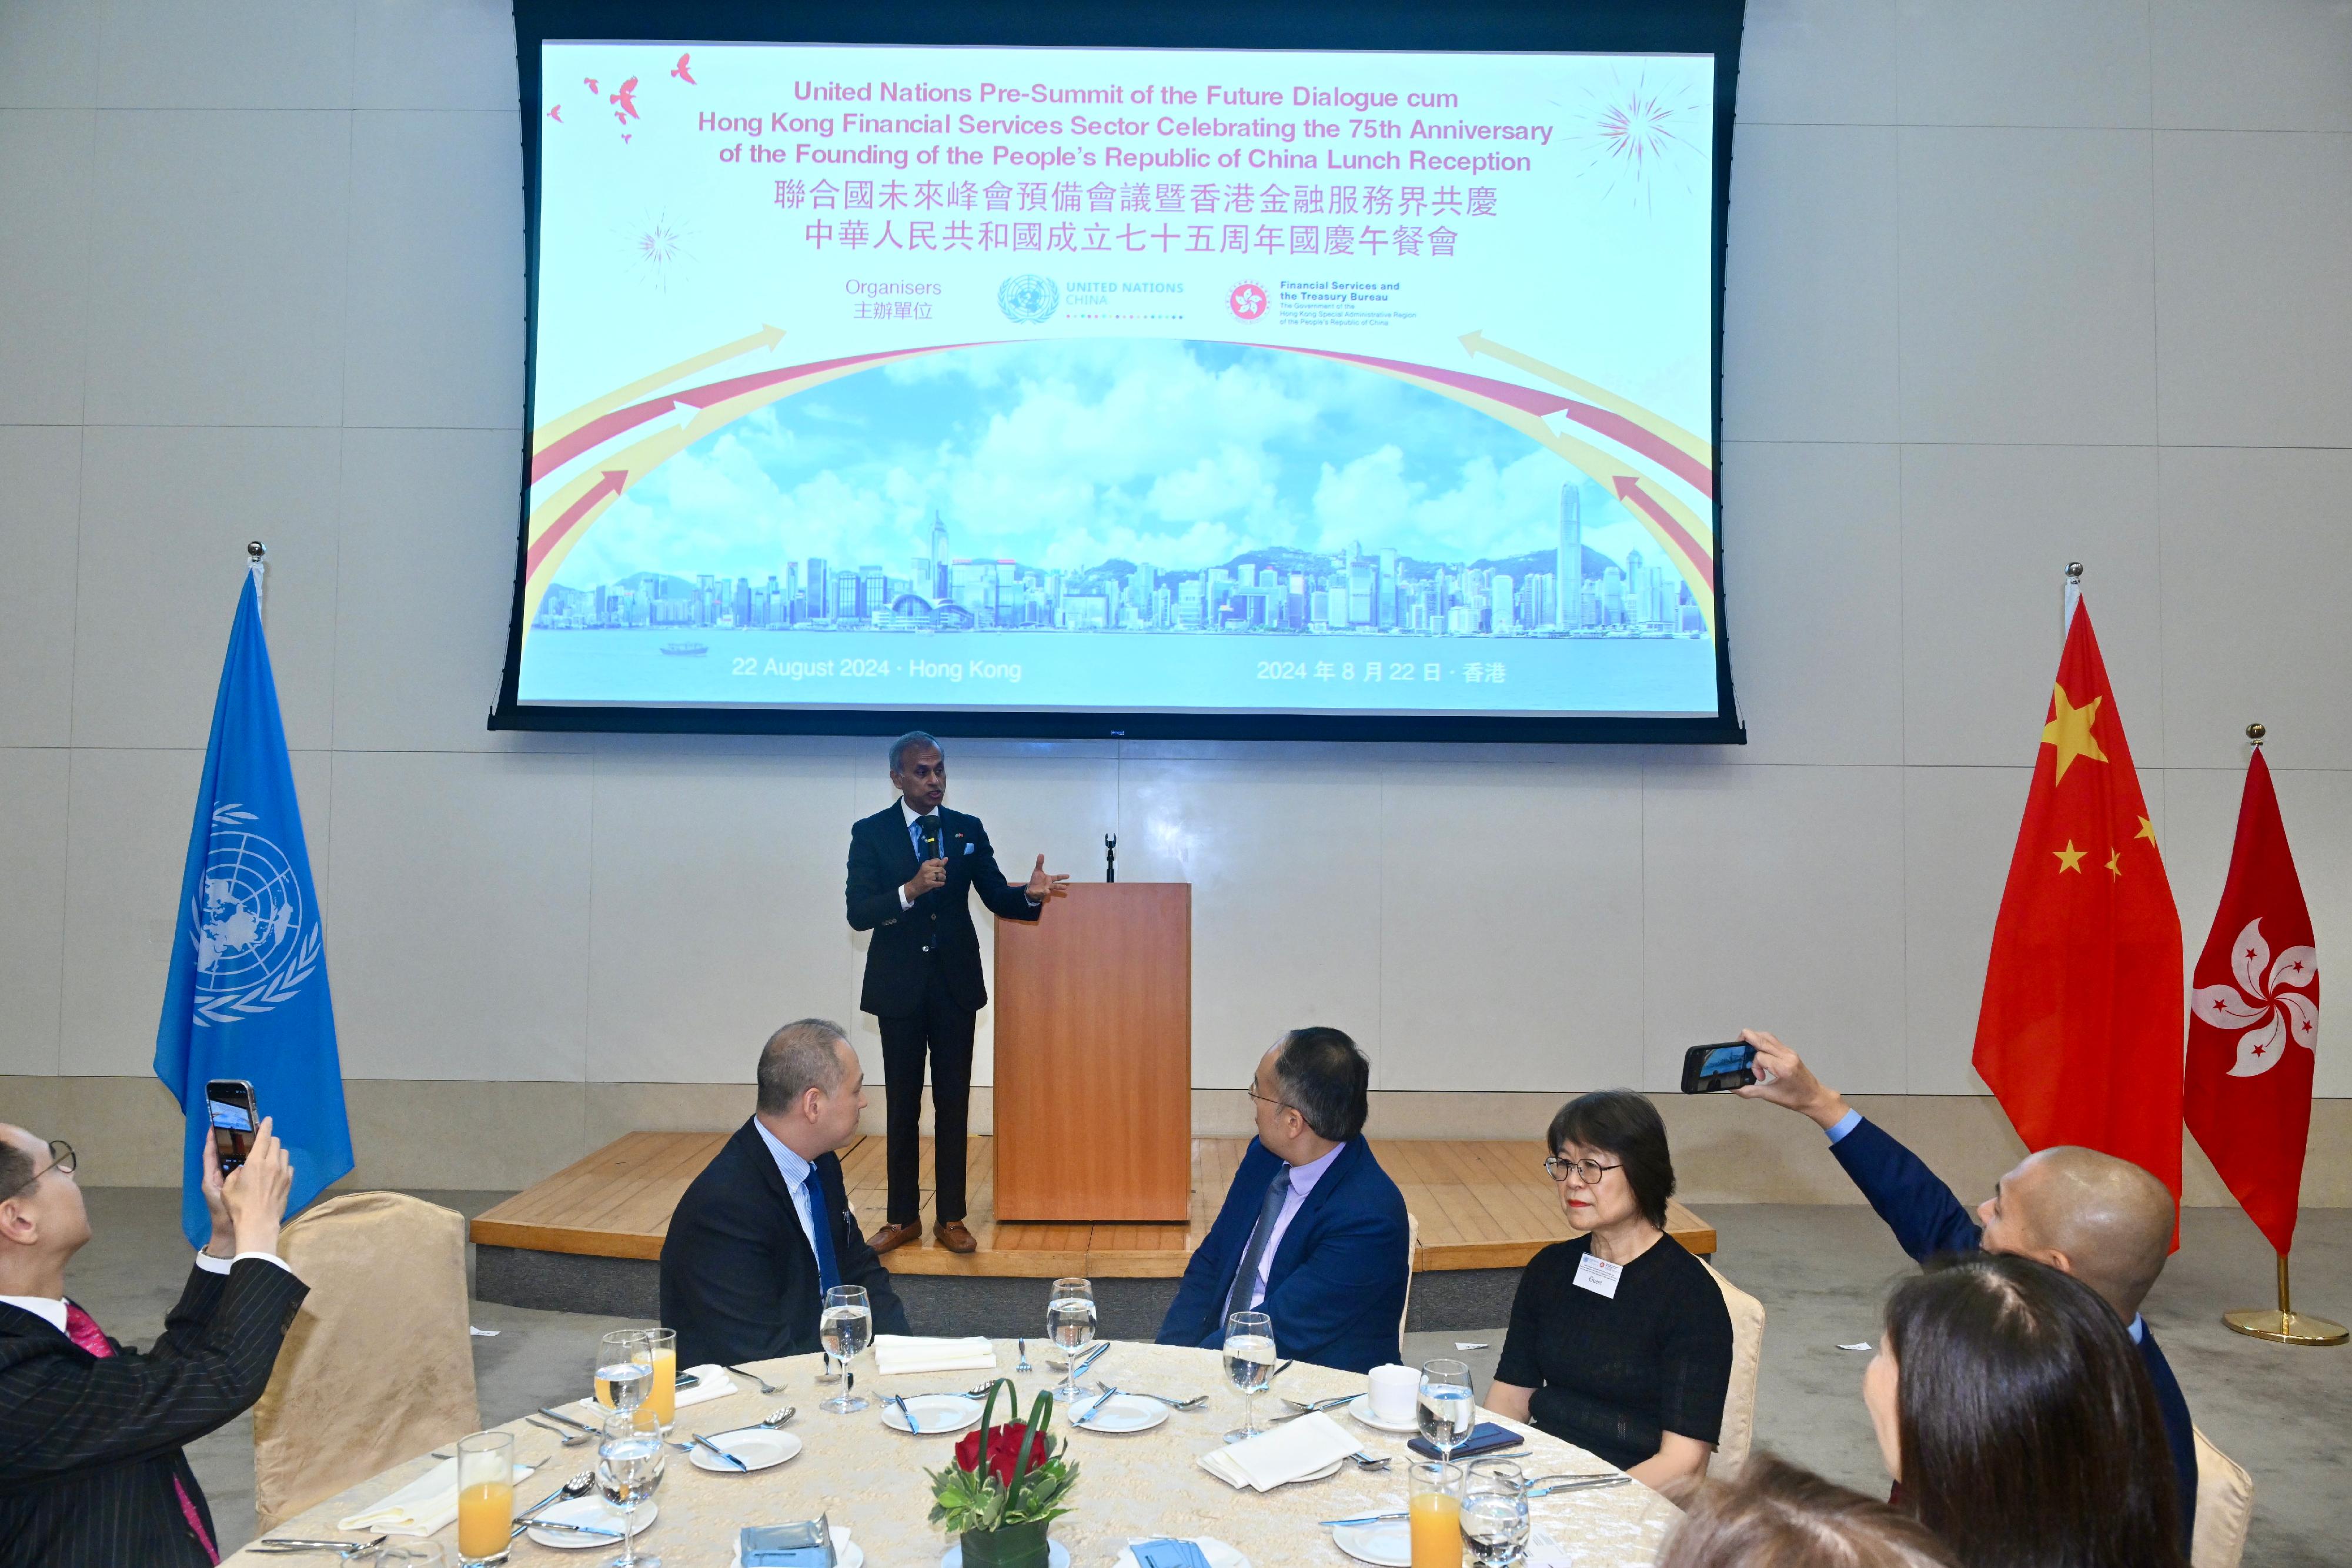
[928,1380,1080,1568]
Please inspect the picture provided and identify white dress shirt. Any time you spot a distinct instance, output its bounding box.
[753,1116,827,1262]
[896,797,1037,910]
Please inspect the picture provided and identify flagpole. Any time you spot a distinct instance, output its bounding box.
[2063,560,2082,631]
[247,539,266,620]
[2217,723,2347,1348]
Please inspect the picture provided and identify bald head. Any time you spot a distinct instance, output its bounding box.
[1987,1146,2174,1318]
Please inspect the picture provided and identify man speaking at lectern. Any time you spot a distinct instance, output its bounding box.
[847,733,1067,1255]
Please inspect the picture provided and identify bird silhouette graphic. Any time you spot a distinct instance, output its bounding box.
[671,53,696,85]
[609,76,640,119]
[620,132,632,143]
[547,104,562,121]
[583,76,599,93]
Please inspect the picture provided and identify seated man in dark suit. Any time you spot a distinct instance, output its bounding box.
[1158,1027,1409,1375]
[1736,1028,2197,1536]
[0,1115,308,1567]
[662,1018,911,1370]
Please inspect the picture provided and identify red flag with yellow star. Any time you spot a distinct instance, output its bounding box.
[1973,601,2184,1206]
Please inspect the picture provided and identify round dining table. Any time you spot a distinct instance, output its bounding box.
[229,1342,1681,1566]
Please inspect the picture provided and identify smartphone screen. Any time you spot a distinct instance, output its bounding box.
[206,1081,258,1175]
[1681,1042,1758,1094]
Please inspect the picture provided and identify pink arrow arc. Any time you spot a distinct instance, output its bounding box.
[1612,475,1713,589]
[527,469,627,579]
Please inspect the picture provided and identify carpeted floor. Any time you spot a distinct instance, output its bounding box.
[56,1190,2350,1565]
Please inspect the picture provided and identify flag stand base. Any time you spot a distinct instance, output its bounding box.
[2223,1253,2348,1345]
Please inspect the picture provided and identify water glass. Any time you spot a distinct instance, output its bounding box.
[1046,1277,1097,1402]
[1418,1358,1475,1462]
[1221,1309,1276,1443]
[1408,1460,1465,1568]
[819,1285,873,1413]
[597,1408,667,1568]
[1460,1467,1531,1568]
[452,1430,513,1568]
[594,1330,651,1418]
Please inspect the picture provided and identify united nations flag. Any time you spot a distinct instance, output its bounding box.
[155,569,353,1246]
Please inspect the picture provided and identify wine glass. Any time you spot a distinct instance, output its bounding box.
[1418,1358,1475,1463]
[594,1330,651,1422]
[1459,1467,1530,1568]
[596,1409,667,1568]
[820,1285,873,1414]
[1221,1309,1276,1443]
[1045,1277,1097,1402]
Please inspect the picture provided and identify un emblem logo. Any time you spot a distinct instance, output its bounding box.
[189,803,320,1027]
[998,273,1060,324]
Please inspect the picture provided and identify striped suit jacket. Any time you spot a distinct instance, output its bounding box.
[0,1256,309,1566]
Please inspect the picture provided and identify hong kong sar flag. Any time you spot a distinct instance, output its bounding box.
[1973,602,2184,1206]
[2186,748,2318,1255]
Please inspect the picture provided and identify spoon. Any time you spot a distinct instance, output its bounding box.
[526,1414,588,1447]
[726,1362,783,1395]
[509,1473,594,1539]
[684,1406,796,1446]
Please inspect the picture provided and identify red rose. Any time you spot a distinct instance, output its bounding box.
[954,1422,1050,1486]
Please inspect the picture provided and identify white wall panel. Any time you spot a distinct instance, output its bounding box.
[1643,763,1908,1094]
[72,427,342,751]
[345,111,523,429]
[1721,125,1900,444]
[1719,442,1903,765]
[98,0,352,109]
[355,0,517,111]
[0,110,94,425]
[1902,765,2026,1095]
[58,745,199,1074]
[1735,0,1896,126]
[1896,0,2151,129]
[2155,131,2352,449]
[2157,447,2352,771]
[1897,128,2157,445]
[83,110,349,427]
[2152,0,2352,132]
[1899,443,2164,768]
[0,0,99,109]
[1378,758,1645,1092]
[0,748,71,1074]
[0,427,83,748]
[326,748,592,1079]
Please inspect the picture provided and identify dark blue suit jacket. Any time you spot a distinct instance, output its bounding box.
[1830,1116,2197,1535]
[1158,1138,1409,1375]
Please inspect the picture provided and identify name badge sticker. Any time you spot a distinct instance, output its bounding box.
[1573,1252,1623,1299]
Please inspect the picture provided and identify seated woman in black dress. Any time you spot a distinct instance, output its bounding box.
[1486,1090,1732,1491]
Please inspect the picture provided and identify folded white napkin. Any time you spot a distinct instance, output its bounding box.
[1197,1412,1359,1492]
[338,1457,535,1538]
[873,1335,998,1376]
[674,1363,740,1409]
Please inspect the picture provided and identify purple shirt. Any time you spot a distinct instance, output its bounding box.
[1244,1141,1348,1309]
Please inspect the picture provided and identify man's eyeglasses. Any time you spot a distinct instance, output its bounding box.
[1542,1154,1621,1185]
[1246,1086,1298,1116]
[2,1139,75,1201]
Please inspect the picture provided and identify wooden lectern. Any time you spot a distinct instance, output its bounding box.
[993,882,1191,1221]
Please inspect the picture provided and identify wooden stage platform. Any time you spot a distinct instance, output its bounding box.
[469,1132,1716,1279]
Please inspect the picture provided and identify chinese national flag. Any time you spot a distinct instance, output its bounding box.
[1973,601,2184,1206]
[2185,749,2318,1255]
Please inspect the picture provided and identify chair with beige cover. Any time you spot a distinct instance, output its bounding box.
[1699,1259,1765,1478]
[2190,1426,2253,1568]
[252,1191,482,1532]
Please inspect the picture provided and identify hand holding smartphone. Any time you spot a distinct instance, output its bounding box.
[1679,1042,1758,1094]
[206,1079,259,1176]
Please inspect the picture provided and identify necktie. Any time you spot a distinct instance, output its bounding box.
[801,1169,842,1295]
[1224,1169,1293,1322]
[64,1302,220,1565]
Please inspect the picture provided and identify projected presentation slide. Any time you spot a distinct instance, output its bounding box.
[517,40,1722,721]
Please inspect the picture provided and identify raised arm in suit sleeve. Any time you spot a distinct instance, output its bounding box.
[965,822,1042,924]
[1259,1202,1408,1360]
[845,821,909,933]
[1829,1117,1985,1262]
[0,1258,306,1485]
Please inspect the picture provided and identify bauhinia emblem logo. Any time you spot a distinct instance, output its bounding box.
[189,803,321,1027]
[2193,918,2317,1076]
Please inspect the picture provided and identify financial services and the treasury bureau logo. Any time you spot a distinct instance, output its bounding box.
[187,803,321,1027]
[998,273,1060,324]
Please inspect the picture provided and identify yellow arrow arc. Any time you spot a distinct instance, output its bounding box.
[532,324,788,454]
[1461,330,1712,468]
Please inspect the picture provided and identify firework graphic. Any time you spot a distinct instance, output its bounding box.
[620,213,692,291]
[1565,71,1706,209]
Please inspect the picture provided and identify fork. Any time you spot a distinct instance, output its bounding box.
[1015,1339,1033,1371]
[726,1362,783,1395]
[527,1414,588,1446]
[1124,1389,1210,1410]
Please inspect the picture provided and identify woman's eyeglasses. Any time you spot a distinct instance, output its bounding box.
[1542,1154,1620,1185]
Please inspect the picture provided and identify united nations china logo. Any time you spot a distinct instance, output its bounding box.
[998,274,1060,324]
[189,803,321,1027]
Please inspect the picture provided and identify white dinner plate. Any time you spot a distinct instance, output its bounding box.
[689,1428,803,1473]
[1114,1536,1248,1568]
[731,1524,863,1567]
[943,1539,1071,1568]
[1331,1521,1410,1568]
[1346,1395,1421,1435]
[1281,1459,1345,1487]
[1068,1393,1170,1435]
[524,1496,659,1550]
[884,1393,984,1435]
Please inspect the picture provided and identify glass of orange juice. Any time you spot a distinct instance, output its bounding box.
[636,1327,679,1434]
[1409,1461,1465,1568]
[453,1429,513,1567]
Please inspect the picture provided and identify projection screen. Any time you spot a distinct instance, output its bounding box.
[495,1,1746,743]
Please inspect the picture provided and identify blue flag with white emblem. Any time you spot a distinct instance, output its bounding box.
[155,569,352,1247]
